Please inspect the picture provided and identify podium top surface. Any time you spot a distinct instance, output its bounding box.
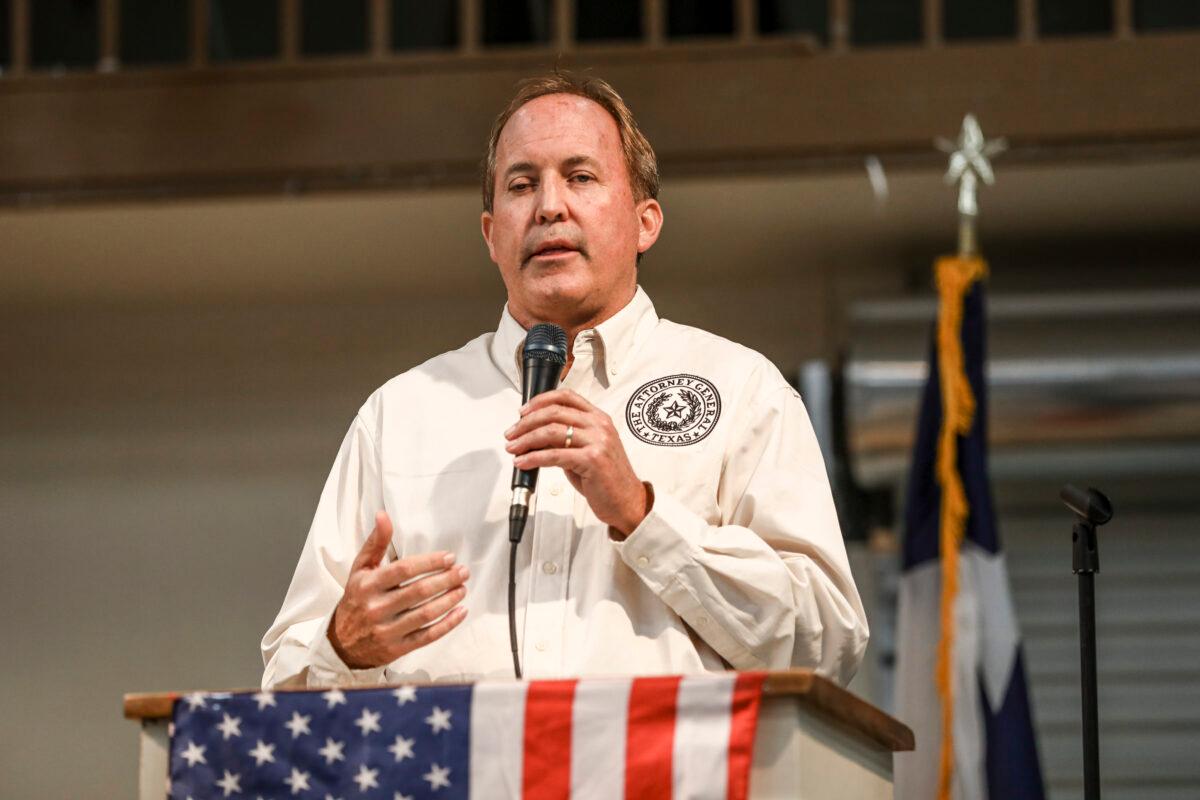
[123,669,914,752]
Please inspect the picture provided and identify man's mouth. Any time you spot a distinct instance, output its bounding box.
[526,239,583,264]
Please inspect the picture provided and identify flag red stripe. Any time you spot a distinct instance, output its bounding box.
[624,675,682,800]
[522,679,577,800]
[726,672,766,800]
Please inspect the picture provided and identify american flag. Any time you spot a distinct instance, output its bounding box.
[169,673,765,799]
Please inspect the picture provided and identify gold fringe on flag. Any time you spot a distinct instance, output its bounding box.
[934,255,989,800]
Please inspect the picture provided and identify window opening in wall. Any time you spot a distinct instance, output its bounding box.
[32,0,98,70]
[302,0,368,56]
[0,0,10,69]
[1135,0,1200,31]
[210,0,279,62]
[668,0,735,38]
[757,0,829,43]
[121,0,189,66]
[1038,0,1112,36]
[484,0,551,46]
[576,0,642,42]
[392,0,459,50]
[945,0,1017,40]
[852,0,922,46]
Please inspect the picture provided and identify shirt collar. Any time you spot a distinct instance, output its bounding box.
[489,285,659,391]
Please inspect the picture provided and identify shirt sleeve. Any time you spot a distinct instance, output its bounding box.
[260,410,390,689]
[612,378,869,686]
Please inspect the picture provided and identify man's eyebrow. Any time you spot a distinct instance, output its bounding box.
[502,161,536,180]
[563,155,600,170]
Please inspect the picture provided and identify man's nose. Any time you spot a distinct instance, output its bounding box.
[535,178,568,224]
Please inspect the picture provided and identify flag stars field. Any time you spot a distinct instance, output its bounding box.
[322,689,347,709]
[392,686,417,706]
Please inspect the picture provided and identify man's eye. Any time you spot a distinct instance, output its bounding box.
[509,180,534,192]
[571,174,595,183]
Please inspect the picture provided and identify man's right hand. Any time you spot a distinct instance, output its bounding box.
[328,511,469,669]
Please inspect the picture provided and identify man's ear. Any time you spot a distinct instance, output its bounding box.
[480,210,497,263]
[635,198,664,255]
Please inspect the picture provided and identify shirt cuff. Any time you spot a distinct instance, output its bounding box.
[304,609,389,688]
[611,487,761,669]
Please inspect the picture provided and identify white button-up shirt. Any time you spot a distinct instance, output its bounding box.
[261,287,868,688]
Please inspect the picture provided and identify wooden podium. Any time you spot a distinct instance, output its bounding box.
[124,669,913,799]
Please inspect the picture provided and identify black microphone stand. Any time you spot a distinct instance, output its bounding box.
[1060,484,1114,800]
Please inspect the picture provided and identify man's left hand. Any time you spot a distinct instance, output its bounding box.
[505,388,649,537]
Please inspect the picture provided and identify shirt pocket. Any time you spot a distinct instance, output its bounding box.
[382,465,508,562]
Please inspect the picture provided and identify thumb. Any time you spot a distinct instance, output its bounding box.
[352,511,393,572]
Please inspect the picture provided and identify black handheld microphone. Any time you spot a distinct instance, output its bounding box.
[508,322,568,544]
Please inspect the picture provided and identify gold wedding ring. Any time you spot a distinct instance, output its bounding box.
[564,425,574,449]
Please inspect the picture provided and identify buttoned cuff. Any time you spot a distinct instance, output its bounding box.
[611,488,761,669]
[304,609,389,688]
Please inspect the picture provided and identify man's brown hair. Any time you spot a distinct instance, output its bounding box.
[481,73,660,213]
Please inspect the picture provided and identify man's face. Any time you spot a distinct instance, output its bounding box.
[481,93,662,331]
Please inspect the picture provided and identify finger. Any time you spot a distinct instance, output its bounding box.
[520,388,593,416]
[386,585,468,638]
[351,511,394,572]
[513,447,590,474]
[506,404,588,441]
[378,563,470,618]
[507,421,585,455]
[371,550,457,590]
[397,605,468,654]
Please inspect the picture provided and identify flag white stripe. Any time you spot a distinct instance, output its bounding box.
[672,674,736,800]
[570,677,632,800]
[470,681,528,799]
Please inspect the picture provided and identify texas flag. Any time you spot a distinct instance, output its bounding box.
[893,257,1045,800]
[168,672,765,799]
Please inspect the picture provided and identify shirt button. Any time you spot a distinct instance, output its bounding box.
[535,641,547,652]
[542,561,558,575]
[697,616,710,627]
[637,556,649,567]
[549,484,562,496]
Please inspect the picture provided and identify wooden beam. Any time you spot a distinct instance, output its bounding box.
[643,0,664,47]
[369,0,390,59]
[735,0,757,43]
[553,0,574,51]
[99,0,119,72]
[830,0,849,52]
[189,0,209,68]
[1018,0,1037,43]
[459,0,480,54]
[1114,0,1134,39]
[922,0,942,47]
[10,0,29,75]
[3,35,1200,200]
[280,0,300,62]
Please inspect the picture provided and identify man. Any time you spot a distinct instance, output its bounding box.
[262,74,868,689]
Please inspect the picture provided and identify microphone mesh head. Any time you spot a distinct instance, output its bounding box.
[524,323,568,365]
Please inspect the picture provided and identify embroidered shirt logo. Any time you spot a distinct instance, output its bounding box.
[626,374,722,446]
